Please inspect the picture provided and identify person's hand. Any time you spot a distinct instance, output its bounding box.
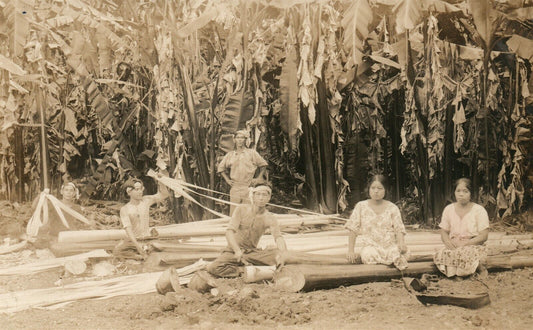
[226,179,235,187]
[455,240,468,248]
[444,239,456,250]
[234,249,244,262]
[347,251,358,264]
[137,244,148,259]
[399,243,408,254]
[235,249,250,265]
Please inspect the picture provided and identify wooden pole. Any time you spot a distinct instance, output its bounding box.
[38,87,49,190]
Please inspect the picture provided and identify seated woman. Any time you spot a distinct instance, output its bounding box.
[345,175,409,270]
[33,182,85,244]
[434,178,489,277]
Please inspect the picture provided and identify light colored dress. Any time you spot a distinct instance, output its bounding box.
[345,200,408,270]
[434,203,489,277]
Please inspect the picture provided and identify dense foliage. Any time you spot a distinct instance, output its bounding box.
[0,0,531,223]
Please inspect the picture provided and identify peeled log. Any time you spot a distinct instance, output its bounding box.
[150,241,224,253]
[279,251,351,265]
[274,262,438,292]
[243,266,276,283]
[58,229,128,243]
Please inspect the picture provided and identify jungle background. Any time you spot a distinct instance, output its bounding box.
[0,0,532,227]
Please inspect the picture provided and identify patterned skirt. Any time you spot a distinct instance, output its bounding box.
[433,245,487,277]
[360,245,410,271]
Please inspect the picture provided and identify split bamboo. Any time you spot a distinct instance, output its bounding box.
[0,240,28,255]
[0,259,209,313]
[0,249,110,276]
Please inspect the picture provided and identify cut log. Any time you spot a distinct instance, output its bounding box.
[50,240,118,256]
[486,254,533,270]
[58,229,128,243]
[274,251,533,292]
[278,251,351,265]
[274,262,438,292]
[150,241,224,253]
[155,267,182,295]
[187,270,217,293]
[64,260,87,275]
[243,266,276,283]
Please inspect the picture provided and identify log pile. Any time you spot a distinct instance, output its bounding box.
[52,213,341,256]
[51,213,533,270]
[3,209,533,312]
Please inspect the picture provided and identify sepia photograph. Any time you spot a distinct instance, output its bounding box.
[0,0,532,329]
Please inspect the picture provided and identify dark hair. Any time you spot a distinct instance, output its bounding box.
[250,178,272,190]
[123,178,143,192]
[452,178,473,201]
[367,174,389,197]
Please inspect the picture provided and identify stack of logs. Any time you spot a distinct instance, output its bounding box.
[51,213,533,279]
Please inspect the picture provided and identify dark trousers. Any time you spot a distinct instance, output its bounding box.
[207,248,279,278]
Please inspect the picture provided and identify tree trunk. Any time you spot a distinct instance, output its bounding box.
[316,79,337,213]
[177,63,210,190]
[301,105,319,211]
[14,126,24,202]
[274,262,438,292]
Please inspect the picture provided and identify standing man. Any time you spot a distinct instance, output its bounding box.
[114,176,168,258]
[207,180,287,278]
[217,129,268,215]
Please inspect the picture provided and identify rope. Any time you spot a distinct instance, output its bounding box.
[152,173,347,222]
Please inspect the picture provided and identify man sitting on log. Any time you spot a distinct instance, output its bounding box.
[113,176,168,259]
[207,180,287,277]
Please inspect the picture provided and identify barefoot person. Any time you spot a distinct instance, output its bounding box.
[434,178,489,277]
[114,176,168,258]
[207,180,287,278]
[217,129,268,215]
[345,175,409,270]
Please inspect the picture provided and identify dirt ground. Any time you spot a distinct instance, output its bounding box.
[1,202,533,329]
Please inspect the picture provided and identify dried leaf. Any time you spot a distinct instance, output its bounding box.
[0,54,26,75]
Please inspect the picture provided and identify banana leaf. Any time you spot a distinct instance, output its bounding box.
[219,89,255,154]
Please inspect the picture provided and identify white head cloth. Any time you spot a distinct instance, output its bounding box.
[248,185,272,205]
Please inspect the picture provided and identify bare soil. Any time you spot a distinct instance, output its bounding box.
[1,202,533,329]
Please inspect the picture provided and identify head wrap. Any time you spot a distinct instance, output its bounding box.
[234,129,249,139]
[61,182,80,200]
[248,184,272,205]
[124,178,144,194]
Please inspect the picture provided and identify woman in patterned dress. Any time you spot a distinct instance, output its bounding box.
[434,178,489,277]
[345,175,409,270]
